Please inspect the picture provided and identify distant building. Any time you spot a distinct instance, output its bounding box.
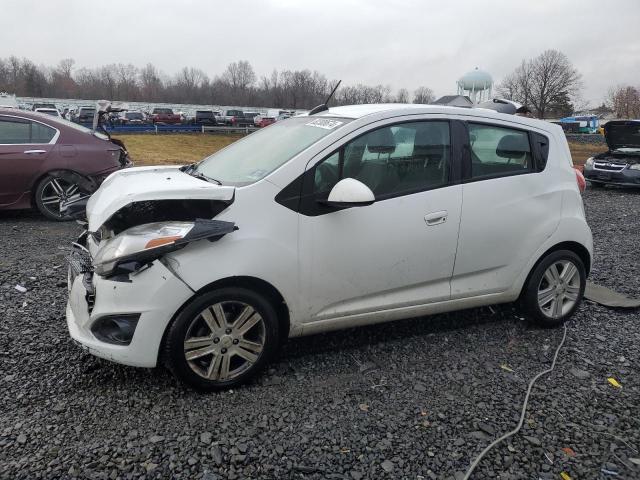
[433,95,473,107]
[457,68,493,104]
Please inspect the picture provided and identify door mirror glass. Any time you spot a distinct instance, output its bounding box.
[324,178,375,207]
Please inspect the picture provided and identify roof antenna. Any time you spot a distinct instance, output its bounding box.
[308,80,341,115]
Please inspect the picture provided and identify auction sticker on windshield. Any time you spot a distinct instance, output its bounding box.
[305,119,344,130]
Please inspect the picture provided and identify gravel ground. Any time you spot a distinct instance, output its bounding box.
[1,188,639,480]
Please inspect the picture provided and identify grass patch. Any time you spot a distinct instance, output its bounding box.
[568,142,605,165]
[114,133,243,166]
[115,133,604,168]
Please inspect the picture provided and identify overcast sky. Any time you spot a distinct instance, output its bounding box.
[3,0,639,104]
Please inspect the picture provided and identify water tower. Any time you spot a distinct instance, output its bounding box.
[457,67,493,104]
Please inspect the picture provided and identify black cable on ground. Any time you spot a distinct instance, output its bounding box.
[462,323,569,480]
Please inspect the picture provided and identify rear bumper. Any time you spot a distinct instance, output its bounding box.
[584,168,640,186]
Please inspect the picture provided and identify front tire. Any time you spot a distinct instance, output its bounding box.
[34,175,79,221]
[520,250,586,327]
[164,287,280,391]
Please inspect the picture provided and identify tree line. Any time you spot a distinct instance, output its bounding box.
[1,52,636,118]
[0,57,434,109]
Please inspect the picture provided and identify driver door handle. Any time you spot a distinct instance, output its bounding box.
[24,149,47,154]
[424,211,448,226]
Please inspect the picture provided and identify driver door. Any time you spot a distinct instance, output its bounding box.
[298,119,463,325]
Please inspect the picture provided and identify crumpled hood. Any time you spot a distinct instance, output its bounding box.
[86,165,235,231]
[604,120,640,151]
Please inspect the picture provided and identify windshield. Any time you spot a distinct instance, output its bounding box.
[154,108,173,114]
[195,116,351,186]
[197,111,214,117]
[126,112,144,119]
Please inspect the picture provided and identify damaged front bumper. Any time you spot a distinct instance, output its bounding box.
[66,218,237,367]
[66,243,194,368]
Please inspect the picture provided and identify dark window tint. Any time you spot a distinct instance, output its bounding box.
[531,132,549,170]
[0,118,56,144]
[0,118,31,144]
[153,108,173,114]
[468,123,532,179]
[314,121,450,198]
[31,122,56,143]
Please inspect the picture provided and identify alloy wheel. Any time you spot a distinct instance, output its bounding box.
[183,301,266,381]
[537,260,581,319]
[40,178,78,218]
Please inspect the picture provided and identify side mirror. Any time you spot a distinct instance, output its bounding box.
[322,178,375,208]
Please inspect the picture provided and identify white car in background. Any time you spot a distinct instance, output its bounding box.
[34,107,62,117]
[66,104,592,391]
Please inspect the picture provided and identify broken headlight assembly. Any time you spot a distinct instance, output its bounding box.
[584,157,594,169]
[92,219,236,278]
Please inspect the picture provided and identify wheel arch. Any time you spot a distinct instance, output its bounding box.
[158,275,291,366]
[519,240,591,299]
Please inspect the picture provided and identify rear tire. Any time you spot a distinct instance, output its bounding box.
[520,250,586,327]
[164,287,280,391]
[34,175,78,221]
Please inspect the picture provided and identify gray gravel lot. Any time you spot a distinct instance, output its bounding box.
[1,188,639,480]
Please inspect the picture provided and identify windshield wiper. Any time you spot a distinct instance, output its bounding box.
[187,167,222,185]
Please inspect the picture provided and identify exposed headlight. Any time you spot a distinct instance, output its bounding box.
[93,222,194,277]
[629,163,640,170]
[585,157,594,169]
[92,219,237,278]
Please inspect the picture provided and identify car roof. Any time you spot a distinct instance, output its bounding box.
[319,103,557,132]
[0,107,83,126]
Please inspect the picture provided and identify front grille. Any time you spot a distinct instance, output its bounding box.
[594,161,626,172]
[68,245,95,313]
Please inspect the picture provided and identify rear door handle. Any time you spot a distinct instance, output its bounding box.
[24,149,47,154]
[424,210,448,226]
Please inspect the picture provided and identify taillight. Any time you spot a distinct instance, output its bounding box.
[574,167,586,193]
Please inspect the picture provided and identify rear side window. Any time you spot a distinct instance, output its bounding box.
[0,118,56,144]
[0,118,31,144]
[31,122,56,143]
[468,123,532,180]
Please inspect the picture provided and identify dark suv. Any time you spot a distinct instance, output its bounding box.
[0,108,131,220]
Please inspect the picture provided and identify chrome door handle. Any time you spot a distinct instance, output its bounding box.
[424,211,448,226]
[24,149,47,154]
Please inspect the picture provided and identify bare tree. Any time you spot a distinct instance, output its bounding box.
[395,88,409,103]
[607,85,640,118]
[413,86,435,104]
[498,50,581,118]
[222,61,255,93]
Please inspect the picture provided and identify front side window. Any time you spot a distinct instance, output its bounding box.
[468,123,532,179]
[313,121,451,198]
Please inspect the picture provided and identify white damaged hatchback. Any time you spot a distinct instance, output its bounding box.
[66,104,593,391]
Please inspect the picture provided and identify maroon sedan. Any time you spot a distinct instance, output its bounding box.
[0,108,131,220]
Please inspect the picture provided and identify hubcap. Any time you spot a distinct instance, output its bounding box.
[183,301,266,381]
[40,178,78,217]
[537,260,581,319]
